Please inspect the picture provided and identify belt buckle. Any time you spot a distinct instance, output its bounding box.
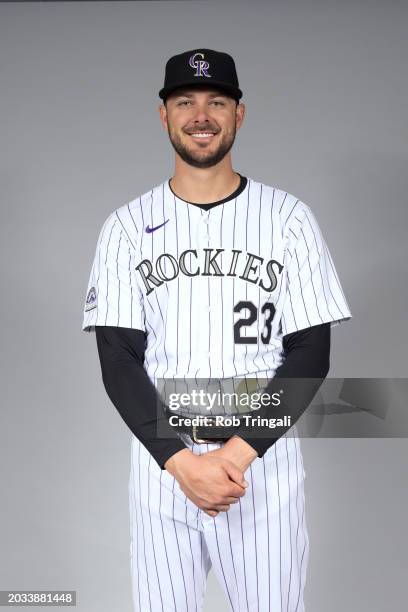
[191,423,213,444]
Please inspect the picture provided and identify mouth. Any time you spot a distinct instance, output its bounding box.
[187,131,218,142]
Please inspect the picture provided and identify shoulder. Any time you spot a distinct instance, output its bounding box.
[100,180,167,249]
[248,176,312,230]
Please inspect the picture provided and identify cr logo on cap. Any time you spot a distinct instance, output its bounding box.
[189,52,211,78]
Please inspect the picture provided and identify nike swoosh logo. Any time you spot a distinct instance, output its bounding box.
[145,219,169,233]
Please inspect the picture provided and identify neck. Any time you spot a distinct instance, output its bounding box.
[170,158,240,204]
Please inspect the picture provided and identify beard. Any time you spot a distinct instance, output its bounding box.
[167,120,237,169]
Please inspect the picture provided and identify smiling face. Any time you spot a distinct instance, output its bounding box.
[159,86,245,169]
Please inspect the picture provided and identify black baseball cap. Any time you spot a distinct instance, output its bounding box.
[159,48,243,103]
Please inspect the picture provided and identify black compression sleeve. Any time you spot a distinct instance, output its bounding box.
[95,326,187,470]
[95,323,331,466]
[235,322,331,457]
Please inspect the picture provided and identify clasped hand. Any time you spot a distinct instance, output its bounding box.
[165,438,258,517]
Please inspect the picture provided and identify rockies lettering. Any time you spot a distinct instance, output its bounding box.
[135,248,284,296]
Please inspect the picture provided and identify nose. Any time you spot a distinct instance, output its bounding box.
[192,102,213,124]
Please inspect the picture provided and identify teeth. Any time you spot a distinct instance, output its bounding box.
[191,133,214,138]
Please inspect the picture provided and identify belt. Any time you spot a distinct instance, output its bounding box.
[164,409,249,444]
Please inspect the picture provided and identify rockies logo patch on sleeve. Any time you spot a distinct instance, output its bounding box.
[84,286,97,312]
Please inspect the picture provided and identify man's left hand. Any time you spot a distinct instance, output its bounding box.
[205,435,258,474]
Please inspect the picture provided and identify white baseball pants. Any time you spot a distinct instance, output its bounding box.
[128,429,309,612]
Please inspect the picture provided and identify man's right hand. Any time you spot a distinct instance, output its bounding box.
[164,448,249,517]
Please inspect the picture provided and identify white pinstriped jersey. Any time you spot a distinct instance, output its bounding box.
[82,176,352,384]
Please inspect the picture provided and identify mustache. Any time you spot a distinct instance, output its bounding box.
[184,127,219,134]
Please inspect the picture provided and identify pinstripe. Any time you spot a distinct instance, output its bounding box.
[145,314,161,384]
[174,194,180,376]
[325,243,349,307]
[147,455,164,611]
[127,202,139,237]
[299,227,324,323]
[271,191,288,332]
[220,203,225,379]
[171,478,189,610]
[208,271,211,378]
[303,215,336,319]
[294,445,308,612]
[322,243,347,316]
[204,209,211,378]
[154,292,169,378]
[262,456,271,612]
[150,189,154,245]
[163,189,166,280]
[244,182,250,373]
[285,437,293,612]
[249,463,260,610]
[130,449,141,612]
[159,470,177,610]
[139,196,145,269]
[283,198,300,227]
[127,243,133,329]
[185,504,199,612]
[194,208,204,379]
[293,430,301,609]
[238,499,250,610]
[255,184,262,370]
[279,192,288,215]
[115,209,136,251]
[95,215,111,318]
[295,440,307,612]
[294,249,312,327]
[225,511,242,610]
[160,190,171,380]
[232,195,238,377]
[137,442,152,611]
[213,519,235,610]
[275,443,283,612]
[186,205,193,377]
[104,220,116,325]
[200,530,205,599]
[116,233,122,326]
[257,184,272,373]
[285,278,299,331]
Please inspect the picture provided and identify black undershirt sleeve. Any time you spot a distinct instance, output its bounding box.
[95,326,186,470]
[95,322,331,469]
[235,322,331,456]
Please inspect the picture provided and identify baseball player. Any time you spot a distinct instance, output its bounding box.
[82,48,352,611]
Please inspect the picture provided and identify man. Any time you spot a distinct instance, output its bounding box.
[82,48,352,611]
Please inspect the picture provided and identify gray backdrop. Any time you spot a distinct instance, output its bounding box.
[1,1,407,610]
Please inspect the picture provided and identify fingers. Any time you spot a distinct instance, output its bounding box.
[204,504,230,517]
[224,495,241,504]
[226,482,248,498]
[222,461,249,488]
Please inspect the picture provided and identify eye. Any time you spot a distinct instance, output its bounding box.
[211,100,225,106]
[178,100,191,106]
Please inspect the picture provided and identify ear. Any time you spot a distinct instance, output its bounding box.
[158,103,168,131]
[235,101,246,131]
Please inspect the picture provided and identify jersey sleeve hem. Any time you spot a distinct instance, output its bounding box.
[282,313,352,337]
[82,320,146,333]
